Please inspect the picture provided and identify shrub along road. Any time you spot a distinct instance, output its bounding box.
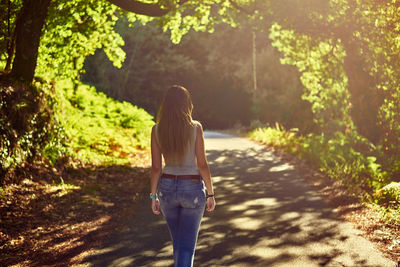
[85,132,395,266]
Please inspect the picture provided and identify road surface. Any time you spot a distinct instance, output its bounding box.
[85,131,395,267]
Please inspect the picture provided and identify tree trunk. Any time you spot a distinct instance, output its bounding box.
[10,0,51,83]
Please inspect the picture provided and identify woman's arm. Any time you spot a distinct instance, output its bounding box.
[150,125,162,215]
[195,123,216,212]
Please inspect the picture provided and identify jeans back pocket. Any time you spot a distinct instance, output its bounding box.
[178,189,206,209]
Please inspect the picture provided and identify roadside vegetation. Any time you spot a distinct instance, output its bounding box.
[249,125,400,224]
[249,124,400,261]
[1,78,153,181]
[0,77,153,265]
[55,80,153,164]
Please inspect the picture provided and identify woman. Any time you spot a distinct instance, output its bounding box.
[150,85,216,267]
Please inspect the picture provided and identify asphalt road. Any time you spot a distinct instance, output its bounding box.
[85,132,395,267]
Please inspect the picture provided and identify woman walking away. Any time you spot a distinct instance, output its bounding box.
[150,85,216,267]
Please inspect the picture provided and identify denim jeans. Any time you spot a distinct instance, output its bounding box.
[158,176,206,267]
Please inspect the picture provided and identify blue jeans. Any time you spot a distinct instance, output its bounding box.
[158,176,206,267]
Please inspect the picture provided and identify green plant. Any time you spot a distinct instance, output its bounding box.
[0,78,66,183]
[375,182,400,207]
[249,126,390,198]
[249,124,302,155]
[55,80,154,164]
[0,186,7,201]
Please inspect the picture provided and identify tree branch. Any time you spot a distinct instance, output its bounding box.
[107,0,169,17]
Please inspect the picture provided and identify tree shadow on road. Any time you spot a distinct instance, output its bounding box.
[83,145,384,267]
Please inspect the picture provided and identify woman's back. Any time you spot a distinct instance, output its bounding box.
[155,121,200,175]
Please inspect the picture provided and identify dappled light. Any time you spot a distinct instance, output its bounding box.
[82,133,393,266]
[0,164,150,266]
[1,0,400,265]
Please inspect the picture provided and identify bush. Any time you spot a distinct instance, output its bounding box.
[0,76,155,185]
[375,182,400,207]
[56,80,154,164]
[0,77,65,184]
[249,124,302,155]
[249,127,389,196]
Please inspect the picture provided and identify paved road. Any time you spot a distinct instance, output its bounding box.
[86,132,395,267]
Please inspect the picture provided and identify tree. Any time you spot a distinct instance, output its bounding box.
[4,0,400,153]
[9,0,51,82]
[243,1,398,140]
[2,0,208,83]
[2,0,252,83]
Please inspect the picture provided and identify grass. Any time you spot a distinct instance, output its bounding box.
[248,126,302,155]
[55,80,154,165]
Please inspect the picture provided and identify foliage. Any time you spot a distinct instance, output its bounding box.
[2,0,400,204]
[249,125,302,155]
[0,78,66,184]
[375,182,400,207]
[303,133,388,195]
[0,0,21,69]
[269,23,352,134]
[263,1,400,178]
[250,126,400,223]
[0,0,150,80]
[0,75,154,182]
[56,80,154,164]
[249,127,389,197]
[2,0,243,181]
[36,0,127,82]
[242,1,400,200]
[0,0,251,82]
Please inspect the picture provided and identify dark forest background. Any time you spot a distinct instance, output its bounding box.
[82,20,313,130]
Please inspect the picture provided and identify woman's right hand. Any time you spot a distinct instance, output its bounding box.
[152,199,160,215]
[206,196,216,212]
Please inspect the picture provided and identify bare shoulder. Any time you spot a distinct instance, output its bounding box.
[193,121,203,133]
[193,120,202,126]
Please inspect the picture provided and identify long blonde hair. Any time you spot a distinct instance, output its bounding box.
[157,85,194,166]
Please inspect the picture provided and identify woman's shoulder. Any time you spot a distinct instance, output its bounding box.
[193,121,203,138]
[193,120,203,131]
[192,120,202,128]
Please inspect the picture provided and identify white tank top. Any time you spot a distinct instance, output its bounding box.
[155,122,200,175]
